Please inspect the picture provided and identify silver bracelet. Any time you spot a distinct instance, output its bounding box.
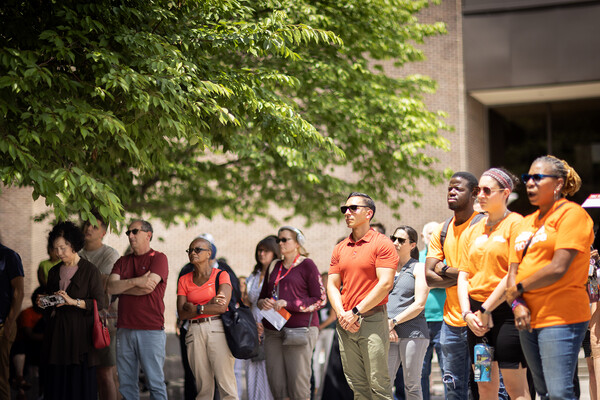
[76,299,81,308]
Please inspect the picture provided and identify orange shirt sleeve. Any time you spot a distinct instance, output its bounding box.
[554,206,593,253]
[427,222,445,262]
[375,237,400,269]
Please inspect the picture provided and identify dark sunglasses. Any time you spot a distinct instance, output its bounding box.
[521,173,559,183]
[125,228,146,236]
[340,205,369,214]
[477,186,505,196]
[390,236,407,245]
[186,247,210,254]
[276,238,294,243]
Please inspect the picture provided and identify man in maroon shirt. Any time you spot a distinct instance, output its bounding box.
[108,220,169,400]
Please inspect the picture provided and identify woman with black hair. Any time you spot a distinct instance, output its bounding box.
[387,225,430,400]
[39,221,105,400]
[245,235,281,400]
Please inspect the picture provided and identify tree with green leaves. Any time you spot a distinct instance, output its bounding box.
[0,0,449,228]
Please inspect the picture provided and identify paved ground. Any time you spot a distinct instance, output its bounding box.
[11,334,592,399]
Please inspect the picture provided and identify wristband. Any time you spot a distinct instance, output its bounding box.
[462,310,473,321]
[76,299,81,308]
[511,297,526,311]
[516,282,525,295]
[441,265,450,276]
[479,305,491,315]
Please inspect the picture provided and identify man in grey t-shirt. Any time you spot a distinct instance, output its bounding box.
[80,215,120,400]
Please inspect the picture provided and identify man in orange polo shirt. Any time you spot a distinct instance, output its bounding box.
[328,192,399,399]
[425,172,479,400]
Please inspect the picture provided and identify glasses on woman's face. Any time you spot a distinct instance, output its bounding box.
[186,247,210,254]
[521,173,559,184]
[477,186,505,196]
[390,236,407,245]
[276,237,294,244]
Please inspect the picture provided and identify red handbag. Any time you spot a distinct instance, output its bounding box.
[93,299,111,349]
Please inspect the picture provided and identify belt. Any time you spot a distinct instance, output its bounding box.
[361,305,386,317]
[190,316,221,324]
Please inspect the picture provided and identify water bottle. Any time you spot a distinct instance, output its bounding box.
[473,343,493,382]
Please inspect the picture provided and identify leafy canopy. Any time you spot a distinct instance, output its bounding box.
[0,0,449,228]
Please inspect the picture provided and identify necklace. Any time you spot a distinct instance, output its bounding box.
[486,209,509,229]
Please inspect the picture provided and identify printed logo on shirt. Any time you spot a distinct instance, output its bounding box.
[493,236,507,243]
[475,235,489,247]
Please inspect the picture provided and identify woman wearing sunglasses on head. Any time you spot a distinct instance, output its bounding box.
[505,156,593,400]
[456,168,530,400]
[177,237,237,399]
[257,226,326,400]
[386,225,430,400]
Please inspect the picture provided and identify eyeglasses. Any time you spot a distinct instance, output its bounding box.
[125,228,146,236]
[390,236,407,245]
[477,186,505,196]
[186,247,210,254]
[521,174,559,183]
[340,205,369,214]
[276,238,294,243]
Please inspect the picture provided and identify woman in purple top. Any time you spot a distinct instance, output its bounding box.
[258,226,326,400]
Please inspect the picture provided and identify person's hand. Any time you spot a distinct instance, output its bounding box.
[259,298,275,310]
[134,271,158,291]
[388,318,396,331]
[182,302,194,312]
[36,294,44,308]
[465,312,488,337]
[338,310,360,332]
[55,290,73,307]
[273,299,287,311]
[211,293,227,307]
[513,304,531,332]
[592,249,599,263]
[389,327,398,343]
[505,285,521,304]
[434,261,445,275]
[476,310,493,330]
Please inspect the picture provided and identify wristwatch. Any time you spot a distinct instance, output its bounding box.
[516,283,525,295]
[196,304,204,315]
[352,306,362,317]
[479,305,491,315]
[440,265,450,276]
[392,318,398,326]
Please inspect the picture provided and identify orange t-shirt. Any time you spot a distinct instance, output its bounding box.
[177,268,232,319]
[329,229,399,311]
[509,199,593,328]
[428,212,479,327]
[459,212,523,302]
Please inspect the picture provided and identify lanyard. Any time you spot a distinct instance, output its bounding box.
[272,254,300,299]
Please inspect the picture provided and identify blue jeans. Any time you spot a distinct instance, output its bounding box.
[519,321,588,400]
[117,328,168,400]
[420,321,443,400]
[440,322,469,400]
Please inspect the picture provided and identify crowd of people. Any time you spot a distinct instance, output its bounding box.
[0,154,599,400]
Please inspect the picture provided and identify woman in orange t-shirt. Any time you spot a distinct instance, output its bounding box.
[506,155,593,400]
[177,237,237,399]
[457,167,529,400]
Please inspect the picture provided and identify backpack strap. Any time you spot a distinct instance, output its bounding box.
[440,217,453,251]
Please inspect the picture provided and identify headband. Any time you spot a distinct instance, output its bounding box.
[482,168,513,192]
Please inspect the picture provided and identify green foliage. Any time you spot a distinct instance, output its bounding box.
[0,0,449,228]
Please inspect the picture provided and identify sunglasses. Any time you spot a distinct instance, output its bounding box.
[186,247,210,254]
[521,173,559,183]
[340,205,369,214]
[125,228,146,236]
[477,186,505,196]
[276,238,294,243]
[390,236,407,245]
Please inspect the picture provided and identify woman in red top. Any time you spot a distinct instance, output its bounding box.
[177,237,236,399]
[506,155,593,400]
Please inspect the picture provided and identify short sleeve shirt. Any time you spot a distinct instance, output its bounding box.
[111,249,169,330]
[177,268,231,319]
[509,199,593,328]
[329,229,399,311]
[0,243,24,323]
[427,212,479,327]
[459,212,523,302]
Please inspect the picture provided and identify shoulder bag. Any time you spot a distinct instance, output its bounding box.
[282,312,313,346]
[216,270,260,359]
[93,299,110,349]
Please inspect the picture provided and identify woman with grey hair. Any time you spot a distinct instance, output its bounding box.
[258,226,326,400]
